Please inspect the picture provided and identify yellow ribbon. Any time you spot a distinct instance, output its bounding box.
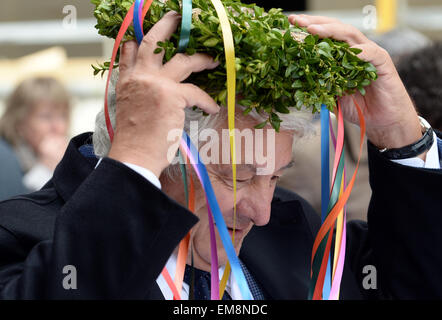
[208,0,237,299]
[332,181,344,280]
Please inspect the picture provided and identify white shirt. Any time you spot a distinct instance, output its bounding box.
[391,131,440,169]
[98,130,441,300]
[155,250,244,300]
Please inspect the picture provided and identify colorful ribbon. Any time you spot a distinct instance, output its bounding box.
[101,0,364,302]
[127,0,250,299]
[328,102,347,300]
[178,0,192,52]
[180,132,252,300]
[310,103,345,299]
[133,0,191,300]
[207,0,239,300]
[309,98,365,299]
[319,104,332,299]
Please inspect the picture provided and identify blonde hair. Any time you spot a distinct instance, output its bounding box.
[0,77,71,146]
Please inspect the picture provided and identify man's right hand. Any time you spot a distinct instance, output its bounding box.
[108,11,220,178]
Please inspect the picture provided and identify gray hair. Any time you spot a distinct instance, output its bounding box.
[93,70,314,179]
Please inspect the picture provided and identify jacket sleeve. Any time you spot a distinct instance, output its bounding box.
[358,141,442,299]
[0,157,198,299]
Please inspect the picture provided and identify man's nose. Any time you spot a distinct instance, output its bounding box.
[237,183,273,226]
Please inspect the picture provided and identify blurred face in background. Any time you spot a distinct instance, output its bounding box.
[0,77,71,155]
[18,99,70,153]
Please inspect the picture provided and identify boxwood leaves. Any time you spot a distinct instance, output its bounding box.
[91,0,377,131]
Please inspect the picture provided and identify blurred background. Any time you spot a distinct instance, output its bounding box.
[0,0,441,217]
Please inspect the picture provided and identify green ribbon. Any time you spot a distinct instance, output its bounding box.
[177,0,192,53]
[177,0,193,205]
[308,148,346,299]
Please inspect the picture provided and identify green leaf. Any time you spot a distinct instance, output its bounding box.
[346,80,357,88]
[285,64,296,78]
[270,113,282,131]
[167,0,180,11]
[304,34,316,46]
[361,79,371,86]
[342,54,355,70]
[239,99,253,106]
[243,106,253,115]
[203,37,219,47]
[254,5,263,17]
[364,63,377,72]
[349,47,362,54]
[254,121,268,129]
[317,41,333,59]
[295,90,304,101]
[275,103,290,114]
[291,80,303,89]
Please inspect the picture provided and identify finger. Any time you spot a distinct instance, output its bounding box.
[288,14,338,27]
[136,11,181,69]
[178,83,220,114]
[162,53,220,82]
[306,23,367,46]
[351,43,392,70]
[119,41,138,76]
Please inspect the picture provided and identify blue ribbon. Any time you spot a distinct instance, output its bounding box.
[131,0,252,300]
[181,131,253,300]
[177,0,250,299]
[320,104,332,299]
[178,0,192,52]
[320,104,330,223]
[133,0,144,45]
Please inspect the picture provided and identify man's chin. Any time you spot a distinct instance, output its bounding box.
[215,237,245,262]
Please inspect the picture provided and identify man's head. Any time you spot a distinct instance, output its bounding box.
[94,71,313,271]
[166,110,298,271]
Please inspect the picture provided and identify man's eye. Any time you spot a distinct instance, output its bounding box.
[271,176,281,181]
[221,177,249,187]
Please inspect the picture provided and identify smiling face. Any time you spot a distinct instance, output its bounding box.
[162,111,295,271]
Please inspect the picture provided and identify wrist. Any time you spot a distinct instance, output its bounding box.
[367,115,422,150]
[369,116,432,161]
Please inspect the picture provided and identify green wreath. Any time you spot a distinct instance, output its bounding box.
[91,0,377,130]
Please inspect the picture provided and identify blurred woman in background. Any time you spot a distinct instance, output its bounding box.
[0,77,71,195]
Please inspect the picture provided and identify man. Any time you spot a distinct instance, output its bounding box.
[0,12,441,299]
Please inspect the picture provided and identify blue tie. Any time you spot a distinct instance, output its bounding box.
[183,264,231,300]
[183,262,265,300]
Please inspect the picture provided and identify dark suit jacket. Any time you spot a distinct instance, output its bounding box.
[0,139,27,201]
[0,132,441,299]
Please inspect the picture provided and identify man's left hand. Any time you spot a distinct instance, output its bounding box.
[288,14,423,154]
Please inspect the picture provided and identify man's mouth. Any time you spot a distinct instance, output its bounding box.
[227,227,243,239]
